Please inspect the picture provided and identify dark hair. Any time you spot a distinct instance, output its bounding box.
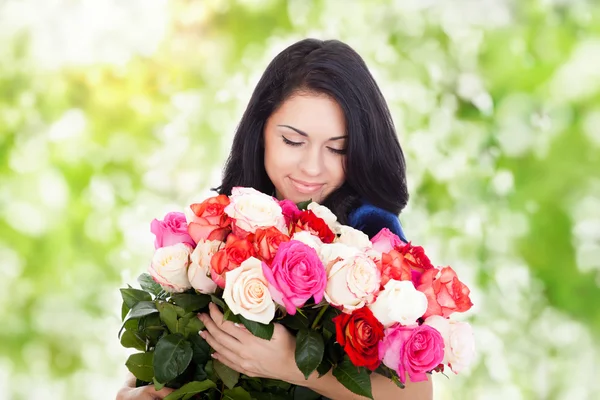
[216,38,408,224]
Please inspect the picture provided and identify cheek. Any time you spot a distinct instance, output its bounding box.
[325,155,346,186]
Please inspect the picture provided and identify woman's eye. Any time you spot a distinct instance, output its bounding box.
[282,136,302,147]
[328,147,347,155]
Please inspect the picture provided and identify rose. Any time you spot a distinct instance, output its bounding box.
[210,235,256,288]
[424,315,475,373]
[369,280,427,327]
[333,307,385,371]
[187,195,231,242]
[151,212,196,249]
[252,227,290,263]
[262,240,327,315]
[395,242,434,286]
[149,243,193,293]
[291,210,335,244]
[279,199,301,226]
[378,249,412,287]
[291,231,324,251]
[319,243,361,266]
[417,266,473,319]
[324,253,380,313]
[307,202,341,234]
[371,228,404,254]
[188,239,221,294]
[379,324,445,384]
[337,225,372,249]
[223,256,276,324]
[224,187,287,237]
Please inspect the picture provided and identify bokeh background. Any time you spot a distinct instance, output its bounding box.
[1,0,599,399]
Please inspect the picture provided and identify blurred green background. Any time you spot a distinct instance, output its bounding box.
[1,0,599,399]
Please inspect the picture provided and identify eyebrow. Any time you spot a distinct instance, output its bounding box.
[278,124,347,141]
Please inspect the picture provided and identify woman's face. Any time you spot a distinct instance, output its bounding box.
[264,93,347,204]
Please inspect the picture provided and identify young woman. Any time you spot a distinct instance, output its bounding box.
[117,38,432,400]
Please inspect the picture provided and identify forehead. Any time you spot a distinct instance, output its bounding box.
[269,93,346,138]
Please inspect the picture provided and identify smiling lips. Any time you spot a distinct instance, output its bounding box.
[290,178,324,194]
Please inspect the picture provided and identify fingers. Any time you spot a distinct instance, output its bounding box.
[206,303,250,341]
[145,385,174,399]
[199,328,244,366]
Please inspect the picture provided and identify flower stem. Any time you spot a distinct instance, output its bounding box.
[311,305,329,330]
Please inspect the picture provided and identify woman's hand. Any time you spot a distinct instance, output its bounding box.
[198,302,302,383]
[115,372,174,400]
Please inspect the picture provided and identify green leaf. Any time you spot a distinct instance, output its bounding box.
[279,312,310,331]
[238,315,274,340]
[125,352,154,382]
[222,387,252,400]
[158,302,180,333]
[189,334,211,365]
[120,329,146,351]
[171,293,211,312]
[293,386,322,400]
[138,313,165,345]
[332,357,373,399]
[138,273,163,296]
[119,301,159,337]
[209,295,226,309]
[121,302,130,321]
[121,288,152,309]
[296,199,312,210]
[179,313,205,338]
[223,309,241,323]
[213,359,239,389]
[163,380,217,400]
[153,378,165,391]
[316,357,332,378]
[153,334,193,383]
[294,329,324,380]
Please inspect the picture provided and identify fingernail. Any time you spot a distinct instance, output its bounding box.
[211,353,218,359]
[198,330,204,337]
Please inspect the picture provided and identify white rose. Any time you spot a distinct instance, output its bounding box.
[424,315,475,373]
[291,231,323,251]
[223,256,275,324]
[188,239,221,294]
[307,202,341,234]
[337,225,372,249]
[149,243,192,293]
[368,280,427,327]
[224,187,286,234]
[319,243,361,267]
[324,253,380,313]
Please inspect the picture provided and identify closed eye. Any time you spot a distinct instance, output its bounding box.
[327,147,346,155]
[282,136,302,146]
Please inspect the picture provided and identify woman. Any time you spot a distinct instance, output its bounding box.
[117,38,432,400]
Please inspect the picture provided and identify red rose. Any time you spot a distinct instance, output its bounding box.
[378,249,412,288]
[394,242,434,286]
[333,307,385,371]
[210,235,256,288]
[417,266,473,318]
[252,227,290,263]
[291,210,335,243]
[188,195,232,242]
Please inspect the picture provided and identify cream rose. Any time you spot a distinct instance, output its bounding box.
[319,242,361,267]
[149,243,192,293]
[424,315,475,373]
[368,280,427,327]
[291,231,324,251]
[224,187,286,235]
[188,239,221,294]
[223,256,275,324]
[337,225,372,249]
[324,253,380,313]
[307,202,341,234]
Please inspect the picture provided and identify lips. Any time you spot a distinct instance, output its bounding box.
[289,178,324,194]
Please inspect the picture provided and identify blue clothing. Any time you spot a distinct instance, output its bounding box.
[348,202,408,242]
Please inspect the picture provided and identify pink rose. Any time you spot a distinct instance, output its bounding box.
[262,240,327,315]
[371,228,404,254]
[379,324,445,384]
[278,199,301,227]
[151,212,196,249]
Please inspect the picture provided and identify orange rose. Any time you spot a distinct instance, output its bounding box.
[252,227,290,263]
[394,242,434,286]
[417,266,473,318]
[378,249,412,287]
[187,195,231,242]
[210,235,256,288]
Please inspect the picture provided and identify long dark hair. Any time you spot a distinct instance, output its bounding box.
[216,38,408,224]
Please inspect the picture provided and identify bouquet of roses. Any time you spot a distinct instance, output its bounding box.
[118,187,475,400]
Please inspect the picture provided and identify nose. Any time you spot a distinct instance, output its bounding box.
[298,146,323,177]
